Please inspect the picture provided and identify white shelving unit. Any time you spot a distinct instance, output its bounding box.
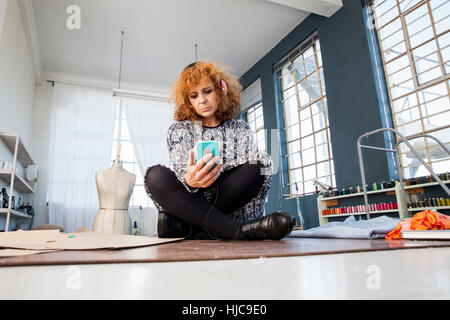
[0,133,35,231]
[317,180,450,226]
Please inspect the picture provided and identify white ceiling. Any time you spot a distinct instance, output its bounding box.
[27,0,341,93]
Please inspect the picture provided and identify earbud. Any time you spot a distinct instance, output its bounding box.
[221,80,228,96]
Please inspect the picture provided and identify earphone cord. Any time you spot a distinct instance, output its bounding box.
[203,180,227,241]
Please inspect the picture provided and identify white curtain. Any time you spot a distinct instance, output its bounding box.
[48,83,117,232]
[123,97,174,174]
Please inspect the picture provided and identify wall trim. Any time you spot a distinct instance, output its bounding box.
[18,0,42,84]
[0,0,8,42]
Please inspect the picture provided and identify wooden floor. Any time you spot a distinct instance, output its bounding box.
[1,236,450,267]
[2,238,450,299]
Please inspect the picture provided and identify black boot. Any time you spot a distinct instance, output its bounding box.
[157,211,193,238]
[236,211,294,240]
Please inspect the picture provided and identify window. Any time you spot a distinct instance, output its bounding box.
[372,0,450,178]
[246,103,266,151]
[241,78,266,151]
[276,33,335,197]
[110,102,153,207]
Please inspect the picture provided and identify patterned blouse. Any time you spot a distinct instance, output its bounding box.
[162,118,273,223]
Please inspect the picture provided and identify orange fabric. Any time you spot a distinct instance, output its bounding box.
[385,210,450,240]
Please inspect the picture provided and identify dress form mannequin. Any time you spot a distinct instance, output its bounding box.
[92,144,136,234]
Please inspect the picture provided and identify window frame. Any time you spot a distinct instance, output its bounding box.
[246,102,267,152]
[277,33,335,198]
[372,0,450,178]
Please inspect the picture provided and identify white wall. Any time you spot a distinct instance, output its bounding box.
[0,0,35,142]
[0,0,37,230]
[28,82,54,227]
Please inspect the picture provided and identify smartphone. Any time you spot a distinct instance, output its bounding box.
[196,140,220,170]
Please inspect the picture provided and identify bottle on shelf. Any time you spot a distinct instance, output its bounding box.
[132,221,140,236]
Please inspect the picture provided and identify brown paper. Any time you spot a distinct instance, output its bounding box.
[0,230,183,251]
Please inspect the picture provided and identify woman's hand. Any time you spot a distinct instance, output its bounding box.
[185,148,222,188]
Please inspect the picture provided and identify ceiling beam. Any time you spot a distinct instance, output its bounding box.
[264,0,343,17]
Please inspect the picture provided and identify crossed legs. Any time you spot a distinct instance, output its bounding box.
[144,162,266,238]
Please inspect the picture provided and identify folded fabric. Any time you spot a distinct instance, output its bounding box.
[289,215,401,239]
[385,209,450,240]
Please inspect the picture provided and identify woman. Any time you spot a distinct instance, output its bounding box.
[144,61,293,240]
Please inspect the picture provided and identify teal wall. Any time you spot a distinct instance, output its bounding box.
[240,0,393,228]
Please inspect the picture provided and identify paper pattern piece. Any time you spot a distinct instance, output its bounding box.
[0,230,183,251]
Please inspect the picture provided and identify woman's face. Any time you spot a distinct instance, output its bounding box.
[187,78,219,120]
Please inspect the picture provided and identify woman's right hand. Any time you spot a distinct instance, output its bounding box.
[185,148,222,188]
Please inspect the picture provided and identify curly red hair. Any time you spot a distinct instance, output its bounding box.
[170,61,242,122]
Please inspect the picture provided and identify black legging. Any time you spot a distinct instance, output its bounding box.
[144,162,266,239]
